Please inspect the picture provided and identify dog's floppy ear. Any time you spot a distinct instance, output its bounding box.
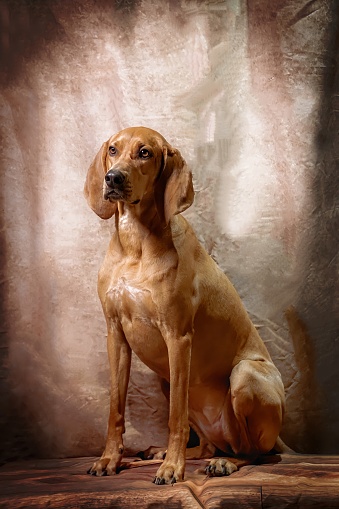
[84,141,117,219]
[160,146,194,225]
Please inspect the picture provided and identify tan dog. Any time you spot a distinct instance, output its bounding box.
[84,126,285,485]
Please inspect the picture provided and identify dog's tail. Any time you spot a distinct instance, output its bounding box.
[273,436,296,454]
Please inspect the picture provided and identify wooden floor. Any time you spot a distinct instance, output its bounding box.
[0,454,339,508]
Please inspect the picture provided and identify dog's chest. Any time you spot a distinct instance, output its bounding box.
[106,276,155,321]
[104,273,169,375]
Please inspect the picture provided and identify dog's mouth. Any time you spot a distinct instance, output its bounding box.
[104,186,139,205]
[104,188,123,201]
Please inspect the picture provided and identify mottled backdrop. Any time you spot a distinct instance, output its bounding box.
[0,0,338,462]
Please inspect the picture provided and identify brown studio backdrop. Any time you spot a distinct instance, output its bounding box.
[0,0,338,461]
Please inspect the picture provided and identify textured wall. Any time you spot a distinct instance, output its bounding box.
[0,0,338,461]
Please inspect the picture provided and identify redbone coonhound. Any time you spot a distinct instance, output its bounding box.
[84,126,285,485]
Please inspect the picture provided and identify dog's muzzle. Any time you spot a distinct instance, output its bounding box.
[104,169,126,200]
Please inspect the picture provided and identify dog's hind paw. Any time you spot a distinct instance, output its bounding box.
[205,458,238,477]
[137,446,167,460]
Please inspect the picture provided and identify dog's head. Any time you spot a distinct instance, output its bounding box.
[84,126,194,223]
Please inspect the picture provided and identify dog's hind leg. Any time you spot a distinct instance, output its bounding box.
[185,424,216,459]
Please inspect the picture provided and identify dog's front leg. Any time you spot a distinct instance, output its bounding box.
[154,332,192,485]
[88,323,131,476]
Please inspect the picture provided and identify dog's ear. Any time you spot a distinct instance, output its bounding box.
[84,141,117,219]
[159,146,194,225]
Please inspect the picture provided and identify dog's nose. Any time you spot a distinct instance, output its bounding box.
[105,170,125,188]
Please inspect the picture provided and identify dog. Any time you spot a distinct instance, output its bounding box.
[84,126,285,485]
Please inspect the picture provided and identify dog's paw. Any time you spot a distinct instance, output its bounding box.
[153,462,184,485]
[87,457,121,477]
[205,458,238,477]
[137,446,167,461]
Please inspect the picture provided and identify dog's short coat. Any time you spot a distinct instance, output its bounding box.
[84,126,285,484]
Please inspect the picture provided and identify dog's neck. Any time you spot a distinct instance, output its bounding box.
[114,200,173,259]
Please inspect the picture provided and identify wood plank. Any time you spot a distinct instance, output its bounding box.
[0,489,203,509]
[1,456,339,508]
[262,485,339,509]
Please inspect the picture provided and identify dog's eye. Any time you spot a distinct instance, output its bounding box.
[109,146,117,156]
[139,148,152,159]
